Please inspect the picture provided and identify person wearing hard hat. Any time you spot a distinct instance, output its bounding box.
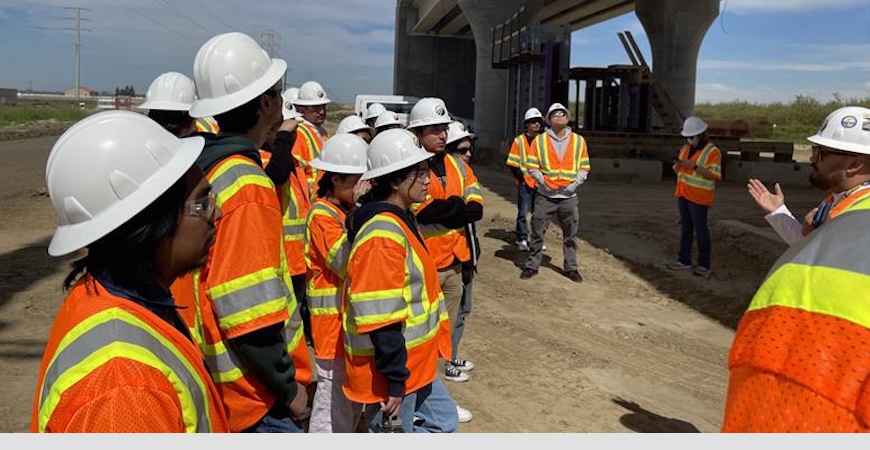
[747,106,870,246]
[520,103,590,282]
[304,134,371,432]
[139,71,197,137]
[374,110,403,135]
[444,121,480,391]
[33,111,228,432]
[171,31,311,433]
[363,102,388,129]
[505,107,544,251]
[666,116,722,278]
[292,80,332,192]
[722,106,870,432]
[343,128,458,433]
[335,115,374,143]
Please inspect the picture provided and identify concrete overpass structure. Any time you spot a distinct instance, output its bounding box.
[394,0,718,158]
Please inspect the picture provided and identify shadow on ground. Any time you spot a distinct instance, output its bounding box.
[612,397,701,433]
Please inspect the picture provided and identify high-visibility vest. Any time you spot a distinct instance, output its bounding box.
[722,195,870,432]
[194,117,220,135]
[412,154,484,269]
[674,142,722,206]
[32,276,228,433]
[505,133,537,188]
[526,131,591,190]
[811,182,870,227]
[304,199,350,360]
[292,122,327,193]
[260,151,311,277]
[341,212,452,404]
[171,154,311,431]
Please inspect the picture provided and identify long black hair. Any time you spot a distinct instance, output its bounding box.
[316,171,359,199]
[63,176,187,294]
[147,110,194,137]
[361,164,417,203]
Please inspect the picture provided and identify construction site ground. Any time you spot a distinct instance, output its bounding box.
[0,135,823,433]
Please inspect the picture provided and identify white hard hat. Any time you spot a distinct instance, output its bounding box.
[446,121,474,146]
[45,110,204,256]
[189,32,287,118]
[139,72,196,111]
[293,81,331,106]
[310,133,368,175]
[523,107,543,122]
[681,116,708,137]
[807,106,870,155]
[407,97,451,129]
[375,111,402,130]
[364,103,388,121]
[547,103,568,118]
[361,128,433,181]
[282,87,302,120]
[336,115,371,135]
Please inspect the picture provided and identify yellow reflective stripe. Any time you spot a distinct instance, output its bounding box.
[200,340,245,383]
[678,173,715,190]
[209,159,274,206]
[352,288,404,302]
[419,224,461,239]
[38,309,209,432]
[208,267,288,331]
[749,264,870,329]
[352,228,405,252]
[190,270,205,348]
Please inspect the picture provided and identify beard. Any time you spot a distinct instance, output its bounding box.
[809,165,845,191]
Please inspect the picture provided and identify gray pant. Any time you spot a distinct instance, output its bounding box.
[524,193,580,272]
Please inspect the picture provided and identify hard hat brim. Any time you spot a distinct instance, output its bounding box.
[138,99,193,112]
[293,97,332,106]
[48,135,206,256]
[189,59,287,118]
[446,131,474,146]
[407,116,452,130]
[360,150,433,181]
[680,125,707,137]
[807,134,870,155]
[309,158,367,175]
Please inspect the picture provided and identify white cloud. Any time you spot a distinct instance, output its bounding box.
[723,0,868,13]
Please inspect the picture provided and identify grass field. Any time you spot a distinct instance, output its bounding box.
[0,98,95,126]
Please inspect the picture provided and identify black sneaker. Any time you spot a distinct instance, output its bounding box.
[565,270,584,282]
[520,268,538,279]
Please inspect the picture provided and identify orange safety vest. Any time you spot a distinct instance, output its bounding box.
[304,199,350,360]
[292,122,327,194]
[171,154,311,431]
[342,211,452,404]
[722,195,870,432]
[412,154,484,269]
[260,151,312,277]
[812,182,870,226]
[674,142,722,206]
[32,275,228,433]
[194,117,220,135]
[526,131,591,190]
[505,133,537,188]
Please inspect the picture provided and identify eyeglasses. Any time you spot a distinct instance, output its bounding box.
[811,145,855,162]
[550,110,567,118]
[185,191,216,221]
[456,145,473,154]
[407,167,430,181]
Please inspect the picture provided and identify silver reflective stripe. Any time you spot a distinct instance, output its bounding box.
[308,293,339,310]
[406,252,427,318]
[345,308,440,351]
[284,224,306,237]
[210,163,266,200]
[204,346,243,378]
[211,278,286,318]
[351,296,407,317]
[328,239,350,275]
[767,208,870,277]
[41,319,210,432]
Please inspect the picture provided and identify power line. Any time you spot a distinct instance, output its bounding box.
[152,0,216,36]
[108,0,192,39]
[187,0,237,31]
[63,6,92,102]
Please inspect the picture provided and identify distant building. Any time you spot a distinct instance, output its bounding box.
[0,88,17,104]
[64,86,97,97]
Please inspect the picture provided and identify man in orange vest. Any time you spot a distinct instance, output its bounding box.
[747,106,870,246]
[33,111,228,432]
[666,116,722,278]
[722,108,870,432]
[174,32,310,433]
[521,103,590,282]
[505,107,543,251]
[292,80,331,192]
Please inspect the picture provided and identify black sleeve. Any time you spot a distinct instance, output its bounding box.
[414,196,466,227]
[229,323,298,404]
[456,201,483,225]
[263,130,297,187]
[368,322,409,398]
[509,166,524,182]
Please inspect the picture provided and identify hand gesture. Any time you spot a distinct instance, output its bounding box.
[286,382,309,420]
[675,159,695,170]
[279,118,299,133]
[747,179,784,214]
[380,396,402,418]
[802,207,819,236]
[353,179,372,203]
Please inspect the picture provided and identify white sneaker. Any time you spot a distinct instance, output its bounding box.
[451,357,475,372]
[444,364,470,382]
[456,404,473,423]
[516,239,529,251]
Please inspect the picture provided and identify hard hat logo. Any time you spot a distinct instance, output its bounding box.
[841,116,858,129]
[434,104,445,116]
[412,136,421,148]
[284,100,293,109]
[317,90,325,98]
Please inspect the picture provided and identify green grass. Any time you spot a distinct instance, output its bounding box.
[0,99,93,126]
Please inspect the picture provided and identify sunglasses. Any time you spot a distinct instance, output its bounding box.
[811,145,855,162]
[550,110,567,118]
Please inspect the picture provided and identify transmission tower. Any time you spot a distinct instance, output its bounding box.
[63,7,92,102]
[259,29,281,58]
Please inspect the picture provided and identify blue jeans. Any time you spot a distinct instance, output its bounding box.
[244,403,304,433]
[364,377,458,433]
[677,197,711,269]
[516,184,536,241]
[451,276,473,358]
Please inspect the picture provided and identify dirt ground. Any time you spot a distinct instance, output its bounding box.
[0,135,823,433]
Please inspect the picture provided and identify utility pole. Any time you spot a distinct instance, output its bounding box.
[63,7,91,102]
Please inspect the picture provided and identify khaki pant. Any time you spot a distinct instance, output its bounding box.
[437,263,463,362]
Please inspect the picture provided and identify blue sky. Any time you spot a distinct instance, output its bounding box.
[0,0,867,105]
